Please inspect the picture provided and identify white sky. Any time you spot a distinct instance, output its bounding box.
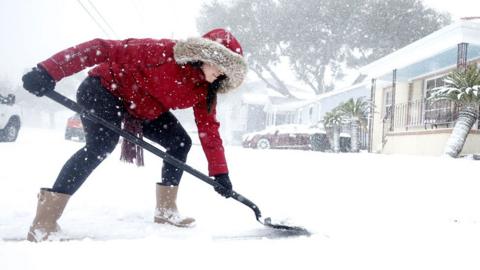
[422,0,480,19]
[0,0,206,82]
[0,0,478,84]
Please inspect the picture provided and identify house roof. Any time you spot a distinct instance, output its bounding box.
[265,80,371,112]
[240,80,314,105]
[359,18,480,79]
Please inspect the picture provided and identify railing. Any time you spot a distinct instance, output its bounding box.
[385,99,461,131]
[423,100,459,128]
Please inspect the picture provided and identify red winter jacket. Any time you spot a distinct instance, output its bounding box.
[39,38,228,176]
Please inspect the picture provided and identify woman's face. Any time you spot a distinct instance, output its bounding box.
[201,62,224,83]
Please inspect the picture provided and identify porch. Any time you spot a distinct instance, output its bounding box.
[380,99,480,155]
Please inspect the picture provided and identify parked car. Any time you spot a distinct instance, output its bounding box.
[0,93,21,142]
[242,124,351,152]
[65,113,85,141]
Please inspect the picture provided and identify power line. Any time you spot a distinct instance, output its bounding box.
[76,0,111,38]
[129,0,146,31]
[86,0,119,38]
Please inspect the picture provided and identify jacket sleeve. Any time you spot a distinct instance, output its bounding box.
[38,38,172,81]
[193,101,228,176]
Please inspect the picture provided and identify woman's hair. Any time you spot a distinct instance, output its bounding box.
[206,74,227,113]
[189,61,227,113]
[190,61,203,68]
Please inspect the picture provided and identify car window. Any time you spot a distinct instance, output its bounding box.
[0,94,9,105]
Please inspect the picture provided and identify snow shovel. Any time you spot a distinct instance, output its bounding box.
[45,91,310,237]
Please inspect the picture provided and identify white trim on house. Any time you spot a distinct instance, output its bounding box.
[407,55,480,82]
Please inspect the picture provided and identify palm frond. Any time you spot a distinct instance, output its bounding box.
[337,97,372,122]
[429,64,480,105]
[323,109,344,127]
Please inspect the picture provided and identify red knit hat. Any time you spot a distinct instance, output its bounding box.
[202,28,244,56]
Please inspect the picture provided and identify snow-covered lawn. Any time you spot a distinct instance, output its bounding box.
[2,127,480,270]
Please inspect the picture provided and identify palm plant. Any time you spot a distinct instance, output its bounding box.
[429,64,480,157]
[323,109,344,153]
[338,97,371,152]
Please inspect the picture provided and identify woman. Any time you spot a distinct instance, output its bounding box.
[22,28,247,242]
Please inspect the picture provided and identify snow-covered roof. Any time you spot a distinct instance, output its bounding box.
[360,19,480,78]
[239,80,315,104]
[267,80,371,112]
[315,81,370,100]
[240,80,315,107]
[242,93,270,105]
[266,98,315,111]
[240,80,281,105]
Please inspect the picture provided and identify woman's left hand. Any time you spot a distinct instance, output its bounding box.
[214,173,233,198]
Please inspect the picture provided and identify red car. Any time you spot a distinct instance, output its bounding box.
[65,113,85,141]
[242,124,351,152]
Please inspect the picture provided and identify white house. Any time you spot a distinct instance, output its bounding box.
[360,18,480,155]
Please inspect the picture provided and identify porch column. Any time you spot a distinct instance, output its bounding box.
[390,69,397,131]
[273,108,277,126]
[457,42,468,72]
[368,78,376,153]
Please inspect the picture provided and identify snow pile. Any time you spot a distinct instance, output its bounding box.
[2,128,480,270]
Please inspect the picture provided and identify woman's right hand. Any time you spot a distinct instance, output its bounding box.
[22,66,56,97]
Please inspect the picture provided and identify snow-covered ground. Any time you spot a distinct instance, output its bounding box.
[2,127,480,270]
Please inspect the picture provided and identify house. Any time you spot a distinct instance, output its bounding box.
[263,81,370,149]
[237,80,315,129]
[272,18,480,155]
[361,18,480,155]
[291,82,370,125]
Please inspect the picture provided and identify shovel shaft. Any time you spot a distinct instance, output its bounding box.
[45,91,263,221]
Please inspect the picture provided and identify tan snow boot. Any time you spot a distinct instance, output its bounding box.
[154,184,195,227]
[27,188,71,242]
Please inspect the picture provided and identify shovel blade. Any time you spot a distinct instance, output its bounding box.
[262,217,311,237]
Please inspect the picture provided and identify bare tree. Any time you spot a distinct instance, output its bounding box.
[197,0,295,98]
[198,0,451,95]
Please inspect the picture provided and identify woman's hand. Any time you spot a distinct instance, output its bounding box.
[214,173,233,198]
[22,67,56,97]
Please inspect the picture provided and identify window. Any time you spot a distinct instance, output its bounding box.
[424,75,455,125]
[425,76,446,100]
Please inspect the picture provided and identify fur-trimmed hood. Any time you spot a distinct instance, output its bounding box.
[173,29,247,93]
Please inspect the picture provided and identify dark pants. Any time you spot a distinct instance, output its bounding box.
[51,77,192,195]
